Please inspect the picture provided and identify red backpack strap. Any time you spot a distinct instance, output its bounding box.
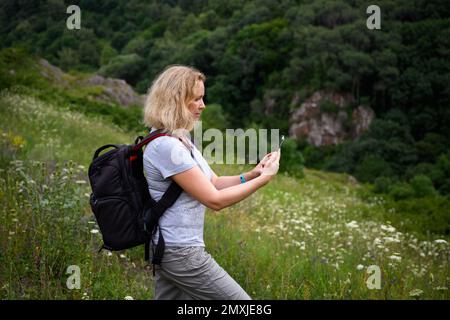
[131,129,194,161]
[133,131,171,152]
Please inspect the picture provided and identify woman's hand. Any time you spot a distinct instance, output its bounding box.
[260,149,281,182]
[251,152,275,177]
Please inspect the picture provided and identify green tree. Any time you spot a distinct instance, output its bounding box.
[98,54,144,86]
[410,174,437,198]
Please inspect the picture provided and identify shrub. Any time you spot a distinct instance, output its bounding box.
[410,174,437,198]
[373,176,394,194]
[391,196,450,235]
[98,54,144,86]
[278,138,305,178]
[389,182,415,200]
[354,154,393,183]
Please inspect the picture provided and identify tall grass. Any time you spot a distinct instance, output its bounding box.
[0,91,152,299]
[205,167,449,299]
[1,91,448,299]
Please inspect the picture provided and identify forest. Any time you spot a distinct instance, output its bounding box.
[1,0,449,234]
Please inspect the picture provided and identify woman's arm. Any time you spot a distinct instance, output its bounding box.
[211,170,259,190]
[172,151,280,211]
[210,152,274,190]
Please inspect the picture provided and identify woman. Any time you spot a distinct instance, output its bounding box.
[143,65,281,300]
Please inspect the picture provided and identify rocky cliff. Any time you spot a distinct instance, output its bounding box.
[39,59,144,107]
[289,90,375,146]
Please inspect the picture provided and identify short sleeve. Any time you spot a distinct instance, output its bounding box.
[144,136,197,179]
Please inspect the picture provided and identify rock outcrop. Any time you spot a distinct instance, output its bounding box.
[82,74,144,107]
[289,90,375,146]
[38,59,144,107]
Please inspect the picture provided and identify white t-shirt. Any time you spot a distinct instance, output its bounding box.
[143,130,213,247]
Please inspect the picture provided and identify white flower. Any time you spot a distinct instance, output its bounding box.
[90,229,99,234]
[381,225,396,233]
[120,254,126,259]
[434,239,448,244]
[346,220,359,229]
[383,237,400,243]
[373,238,382,245]
[356,264,364,271]
[388,255,402,262]
[409,289,423,297]
[124,296,134,300]
[75,180,86,184]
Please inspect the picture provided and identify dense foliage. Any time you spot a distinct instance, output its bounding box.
[1,0,449,196]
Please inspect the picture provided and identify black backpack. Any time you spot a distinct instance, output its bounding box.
[88,129,187,273]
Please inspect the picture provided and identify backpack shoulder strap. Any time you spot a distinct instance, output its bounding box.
[133,128,167,151]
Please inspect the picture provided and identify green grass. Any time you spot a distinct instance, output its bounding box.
[0,47,144,133]
[0,90,448,300]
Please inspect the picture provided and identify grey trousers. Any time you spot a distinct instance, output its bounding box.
[153,246,252,300]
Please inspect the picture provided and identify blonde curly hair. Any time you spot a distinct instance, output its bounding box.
[143,65,206,133]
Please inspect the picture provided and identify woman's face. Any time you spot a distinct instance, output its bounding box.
[187,80,205,120]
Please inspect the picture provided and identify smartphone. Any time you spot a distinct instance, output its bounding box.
[278,135,285,150]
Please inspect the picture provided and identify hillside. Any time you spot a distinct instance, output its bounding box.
[1,0,449,299]
[1,90,448,299]
[2,0,450,204]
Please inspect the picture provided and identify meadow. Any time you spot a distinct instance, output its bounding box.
[0,90,448,299]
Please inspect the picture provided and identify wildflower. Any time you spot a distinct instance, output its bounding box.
[75,180,86,184]
[381,225,396,233]
[356,264,364,271]
[124,296,134,300]
[346,220,359,229]
[373,238,382,245]
[434,239,448,244]
[120,254,126,259]
[433,286,448,291]
[409,289,423,297]
[90,229,99,234]
[388,255,401,262]
[383,237,400,243]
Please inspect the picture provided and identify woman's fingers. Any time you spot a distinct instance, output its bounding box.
[262,151,280,176]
